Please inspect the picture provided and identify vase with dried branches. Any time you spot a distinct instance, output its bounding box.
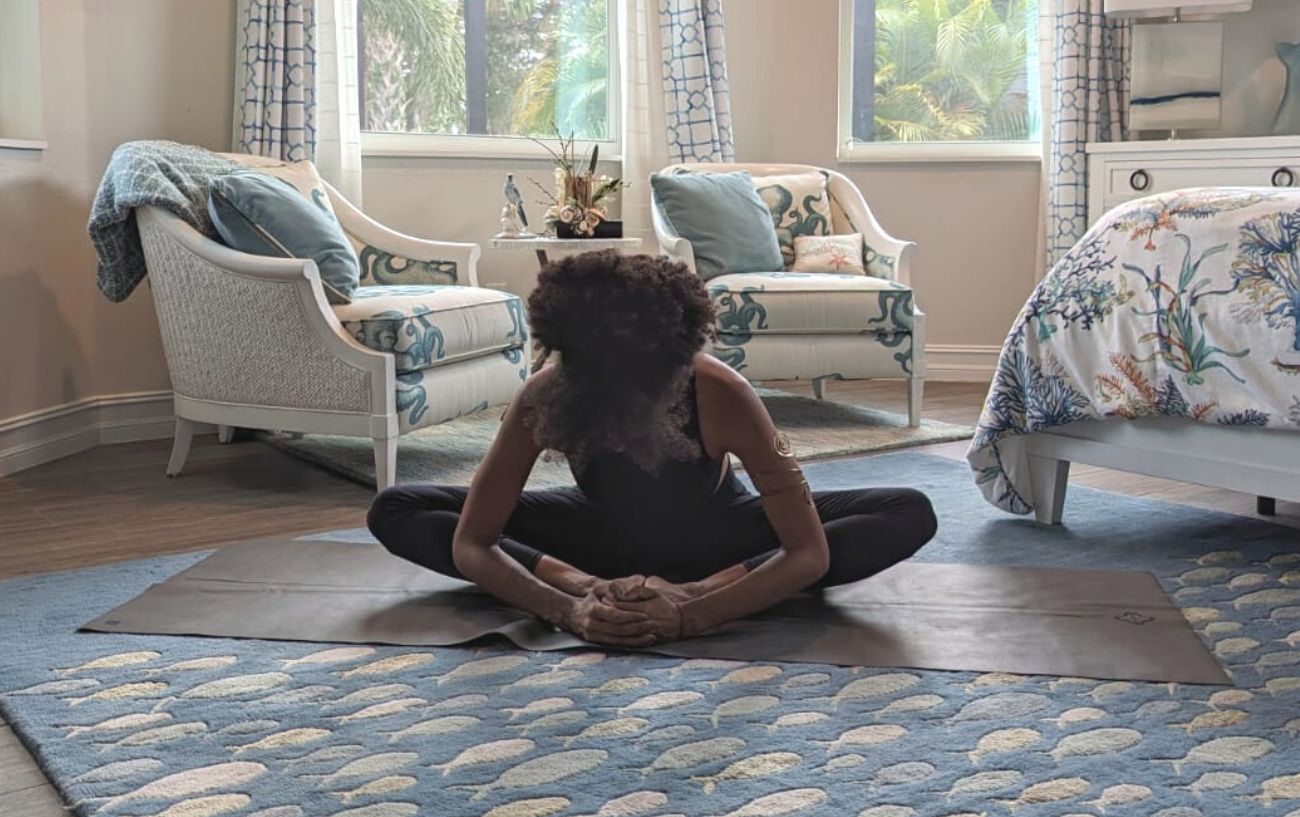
[530,129,629,237]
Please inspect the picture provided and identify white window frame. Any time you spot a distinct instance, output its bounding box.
[360,0,622,161]
[0,0,43,148]
[835,0,1042,164]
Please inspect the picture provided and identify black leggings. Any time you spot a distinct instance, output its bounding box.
[367,485,937,589]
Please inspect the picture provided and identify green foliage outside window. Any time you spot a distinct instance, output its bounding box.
[361,0,610,140]
[868,0,1038,143]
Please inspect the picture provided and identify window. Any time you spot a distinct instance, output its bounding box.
[837,0,1041,161]
[0,0,44,150]
[359,0,618,157]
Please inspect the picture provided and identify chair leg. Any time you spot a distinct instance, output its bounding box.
[217,425,235,444]
[907,376,924,428]
[812,377,827,401]
[1028,454,1070,525]
[166,417,195,477]
[373,436,398,491]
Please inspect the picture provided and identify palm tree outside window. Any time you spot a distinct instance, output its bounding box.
[840,0,1041,159]
[359,0,612,142]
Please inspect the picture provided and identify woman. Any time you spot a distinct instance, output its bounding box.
[368,251,937,647]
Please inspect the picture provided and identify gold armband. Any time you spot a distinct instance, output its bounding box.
[755,478,813,505]
[750,465,813,505]
[750,431,810,503]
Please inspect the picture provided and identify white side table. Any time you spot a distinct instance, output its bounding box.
[489,236,644,268]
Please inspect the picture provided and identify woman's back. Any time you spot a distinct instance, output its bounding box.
[571,372,745,521]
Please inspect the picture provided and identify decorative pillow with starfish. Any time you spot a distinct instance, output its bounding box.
[791,233,867,275]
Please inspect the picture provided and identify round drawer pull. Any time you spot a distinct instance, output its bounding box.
[1129,169,1151,192]
[1273,167,1296,188]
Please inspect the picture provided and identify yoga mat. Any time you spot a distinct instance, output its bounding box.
[82,538,1229,684]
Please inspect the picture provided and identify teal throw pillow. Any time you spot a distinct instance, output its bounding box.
[650,171,784,280]
[208,173,360,304]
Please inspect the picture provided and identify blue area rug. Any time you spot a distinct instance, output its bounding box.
[3,451,1300,817]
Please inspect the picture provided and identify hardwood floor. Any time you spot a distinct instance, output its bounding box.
[0,381,992,582]
[0,429,374,580]
[0,379,1296,816]
[0,716,61,817]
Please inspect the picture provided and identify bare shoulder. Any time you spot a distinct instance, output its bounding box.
[519,363,557,395]
[502,365,556,429]
[693,353,755,406]
[692,352,773,453]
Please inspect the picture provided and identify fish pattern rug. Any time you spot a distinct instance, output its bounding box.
[3,452,1300,817]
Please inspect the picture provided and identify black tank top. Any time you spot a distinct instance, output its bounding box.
[571,377,746,519]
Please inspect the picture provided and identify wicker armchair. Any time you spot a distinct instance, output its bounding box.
[652,163,924,426]
[137,178,528,490]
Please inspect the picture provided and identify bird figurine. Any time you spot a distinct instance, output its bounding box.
[503,174,529,229]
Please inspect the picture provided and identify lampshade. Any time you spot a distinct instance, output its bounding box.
[1129,22,1224,131]
[1103,0,1251,18]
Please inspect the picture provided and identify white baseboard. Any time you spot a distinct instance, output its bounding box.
[924,344,1000,383]
[0,391,207,477]
[0,346,998,477]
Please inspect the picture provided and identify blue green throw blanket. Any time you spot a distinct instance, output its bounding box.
[89,141,240,302]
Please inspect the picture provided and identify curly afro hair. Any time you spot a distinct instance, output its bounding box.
[523,250,715,472]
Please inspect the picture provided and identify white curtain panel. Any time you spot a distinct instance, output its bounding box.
[233,0,318,161]
[315,0,365,204]
[622,0,672,245]
[1045,0,1130,266]
[1034,0,1056,277]
[659,0,736,163]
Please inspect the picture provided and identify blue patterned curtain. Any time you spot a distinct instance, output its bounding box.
[234,0,317,161]
[660,0,735,163]
[1047,0,1129,265]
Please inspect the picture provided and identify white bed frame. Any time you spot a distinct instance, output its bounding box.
[1025,418,1300,524]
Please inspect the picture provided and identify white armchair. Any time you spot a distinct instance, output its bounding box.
[652,163,924,426]
[137,168,528,490]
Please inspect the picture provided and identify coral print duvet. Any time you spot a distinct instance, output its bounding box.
[968,187,1300,514]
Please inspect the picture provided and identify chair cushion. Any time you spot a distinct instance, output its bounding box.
[650,171,783,280]
[750,172,834,269]
[220,154,338,218]
[708,271,914,334]
[394,350,528,433]
[712,333,915,380]
[209,173,360,304]
[335,285,528,374]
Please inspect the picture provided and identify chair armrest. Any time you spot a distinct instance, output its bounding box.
[885,241,917,290]
[143,208,324,284]
[825,169,916,287]
[324,181,483,288]
[651,197,698,273]
[137,207,394,421]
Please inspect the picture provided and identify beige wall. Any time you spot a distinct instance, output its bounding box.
[1194,0,1300,138]
[724,0,1042,351]
[5,0,1295,427]
[0,0,235,422]
[723,0,1300,346]
[364,0,1042,353]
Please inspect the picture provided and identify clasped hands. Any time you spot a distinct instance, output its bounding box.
[562,575,694,647]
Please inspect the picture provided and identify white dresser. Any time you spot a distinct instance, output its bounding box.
[1086,136,1300,226]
